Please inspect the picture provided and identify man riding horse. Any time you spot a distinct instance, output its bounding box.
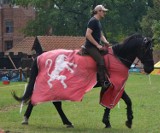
[12,4,154,129]
[85,5,111,89]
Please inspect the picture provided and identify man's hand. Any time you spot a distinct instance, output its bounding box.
[97,44,103,50]
[104,41,110,46]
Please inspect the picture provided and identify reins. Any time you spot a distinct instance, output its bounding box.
[110,36,153,68]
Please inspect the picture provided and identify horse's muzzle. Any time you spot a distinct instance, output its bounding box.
[143,63,154,74]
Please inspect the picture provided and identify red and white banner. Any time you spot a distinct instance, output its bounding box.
[31,48,129,109]
[31,49,97,105]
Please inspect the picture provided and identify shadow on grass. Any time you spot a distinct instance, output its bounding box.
[23,124,135,133]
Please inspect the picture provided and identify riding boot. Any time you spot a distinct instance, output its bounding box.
[97,65,111,89]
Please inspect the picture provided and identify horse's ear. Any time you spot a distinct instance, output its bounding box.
[151,38,155,43]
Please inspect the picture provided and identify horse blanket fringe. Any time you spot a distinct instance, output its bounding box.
[31,48,129,109]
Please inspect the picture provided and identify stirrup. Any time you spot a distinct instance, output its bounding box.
[102,81,111,89]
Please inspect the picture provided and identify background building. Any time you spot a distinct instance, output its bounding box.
[0,0,35,52]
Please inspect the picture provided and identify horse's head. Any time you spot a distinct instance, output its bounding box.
[112,33,154,74]
[136,37,154,74]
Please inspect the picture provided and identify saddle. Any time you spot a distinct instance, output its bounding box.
[78,45,109,56]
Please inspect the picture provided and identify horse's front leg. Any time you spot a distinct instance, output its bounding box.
[102,107,111,128]
[121,91,133,128]
[53,102,74,128]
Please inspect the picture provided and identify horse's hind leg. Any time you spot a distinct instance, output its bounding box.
[22,101,33,125]
[121,91,133,128]
[21,59,38,124]
[53,102,74,128]
[102,107,111,128]
[22,58,38,102]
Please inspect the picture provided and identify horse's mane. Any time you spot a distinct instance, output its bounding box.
[113,33,143,51]
[112,33,143,68]
[120,33,143,45]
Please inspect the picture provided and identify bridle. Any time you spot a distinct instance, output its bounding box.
[115,36,153,67]
[138,37,153,63]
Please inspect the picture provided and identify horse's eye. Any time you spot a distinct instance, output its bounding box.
[144,38,147,43]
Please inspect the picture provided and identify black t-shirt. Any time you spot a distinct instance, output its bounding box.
[85,17,102,48]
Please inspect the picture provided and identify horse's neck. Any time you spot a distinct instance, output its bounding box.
[112,45,137,68]
[119,56,136,68]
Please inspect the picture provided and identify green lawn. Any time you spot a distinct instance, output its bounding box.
[0,74,159,133]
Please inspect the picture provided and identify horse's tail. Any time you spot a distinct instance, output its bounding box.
[11,91,29,103]
[45,59,52,76]
[11,58,38,103]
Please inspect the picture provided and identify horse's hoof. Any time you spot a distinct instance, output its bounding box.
[102,119,111,128]
[21,117,28,125]
[125,121,132,128]
[21,121,28,125]
[5,130,11,133]
[105,125,111,128]
[65,124,74,128]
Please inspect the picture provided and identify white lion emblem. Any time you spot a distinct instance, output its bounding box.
[45,54,77,89]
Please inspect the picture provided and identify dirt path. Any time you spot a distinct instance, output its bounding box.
[0,104,20,112]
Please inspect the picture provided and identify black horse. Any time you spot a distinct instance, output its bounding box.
[12,33,154,128]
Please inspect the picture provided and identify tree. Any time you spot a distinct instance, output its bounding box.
[13,0,95,36]
[140,0,160,37]
[13,0,151,42]
[152,20,160,49]
[102,0,149,41]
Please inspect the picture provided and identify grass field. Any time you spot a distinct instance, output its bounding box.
[0,74,159,133]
